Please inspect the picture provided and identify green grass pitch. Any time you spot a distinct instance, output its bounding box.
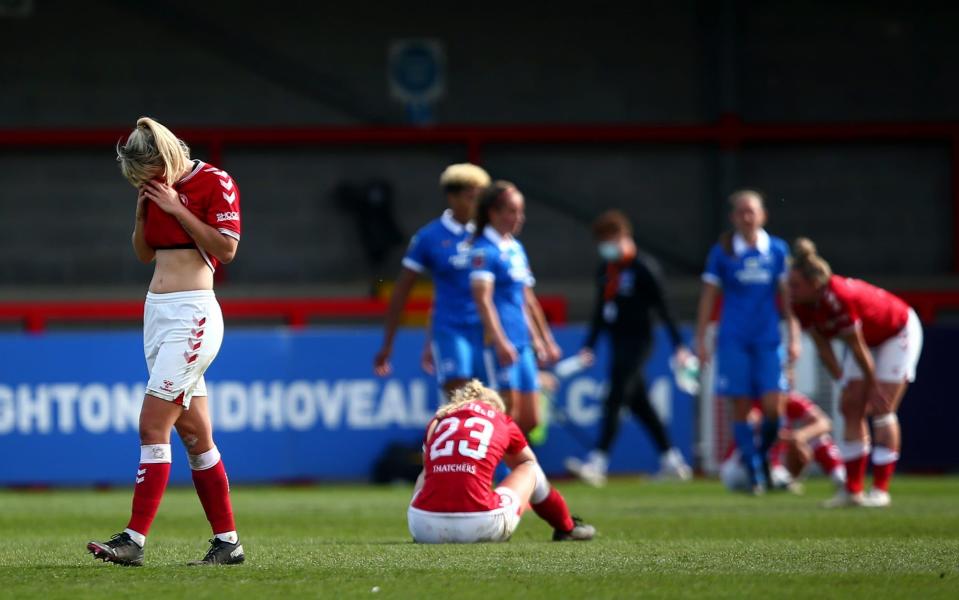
[0,476,957,599]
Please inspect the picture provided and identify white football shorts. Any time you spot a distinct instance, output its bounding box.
[143,290,224,410]
[407,486,522,544]
[841,308,923,384]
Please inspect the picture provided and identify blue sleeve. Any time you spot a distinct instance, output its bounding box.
[401,226,432,273]
[469,242,496,282]
[702,244,723,287]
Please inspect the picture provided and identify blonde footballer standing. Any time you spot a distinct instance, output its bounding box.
[87,117,243,566]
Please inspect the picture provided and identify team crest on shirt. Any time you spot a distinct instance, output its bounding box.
[178,193,189,206]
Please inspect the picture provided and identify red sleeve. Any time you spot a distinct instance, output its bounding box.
[505,419,529,455]
[786,392,814,422]
[203,169,241,239]
[785,396,812,421]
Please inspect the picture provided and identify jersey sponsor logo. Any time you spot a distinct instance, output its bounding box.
[734,257,772,285]
[217,211,240,222]
[448,240,472,269]
[431,463,477,474]
[508,251,531,282]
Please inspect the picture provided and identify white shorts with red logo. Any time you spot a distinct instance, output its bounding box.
[143,290,224,410]
[407,486,522,544]
[842,308,923,385]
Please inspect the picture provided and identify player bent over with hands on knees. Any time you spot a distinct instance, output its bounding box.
[789,238,922,508]
[408,380,595,543]
[87,117,244,566]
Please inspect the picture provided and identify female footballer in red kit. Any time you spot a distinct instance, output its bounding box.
[789,238,922,508]
[87,118,244,566]
[409,380,595,543]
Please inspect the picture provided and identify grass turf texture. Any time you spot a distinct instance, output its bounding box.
[0,476,957,599]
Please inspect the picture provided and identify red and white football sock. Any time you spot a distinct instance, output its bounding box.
[126,443,172,546]
[871,446,899,493]
[840,440,870,495]
[189,447,237,543]
[532,488,575,533]
[811,435,846,487]
[529,463,574,532]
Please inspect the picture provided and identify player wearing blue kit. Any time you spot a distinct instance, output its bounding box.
[694,190,801,493]
[374,164,491,396]
[469,181,560,434]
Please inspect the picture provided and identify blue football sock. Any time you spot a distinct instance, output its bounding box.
[759,417,780,455]
[733,421,764,487]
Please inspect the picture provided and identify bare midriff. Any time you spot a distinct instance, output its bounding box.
[148,249,213,293]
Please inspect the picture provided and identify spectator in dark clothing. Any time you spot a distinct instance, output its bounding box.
[564,210,693,486]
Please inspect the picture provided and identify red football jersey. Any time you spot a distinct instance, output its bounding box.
[794,275,909,346]
[143,160,241,271]
[412,401,528,513]
[783,392,815,429]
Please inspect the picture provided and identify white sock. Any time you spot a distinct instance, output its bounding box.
[530,463,551,504]
[830,465,847,487]
[215,531,238,544]
[124,528,146,548]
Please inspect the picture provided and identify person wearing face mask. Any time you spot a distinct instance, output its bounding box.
[564,210,693,487]
[694,189,801,495]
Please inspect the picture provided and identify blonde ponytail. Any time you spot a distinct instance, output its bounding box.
[435,379,506,418]
[116,117,191,187]
[791,236,832,286]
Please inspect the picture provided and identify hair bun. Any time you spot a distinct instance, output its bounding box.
[793,237,817,260]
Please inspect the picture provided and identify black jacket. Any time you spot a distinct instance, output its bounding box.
[584,251,682,351]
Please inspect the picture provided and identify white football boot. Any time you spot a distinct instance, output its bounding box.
[861,488,891,508]
[657,448,693,481]
[564,451,608,488]
[821,489,865,509]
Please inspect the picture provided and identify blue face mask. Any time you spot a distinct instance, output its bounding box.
[598,242,622,261]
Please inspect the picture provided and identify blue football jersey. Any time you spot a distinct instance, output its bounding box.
[701,229,789,345]
[469,228,535,347]
[402,210,479,331]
